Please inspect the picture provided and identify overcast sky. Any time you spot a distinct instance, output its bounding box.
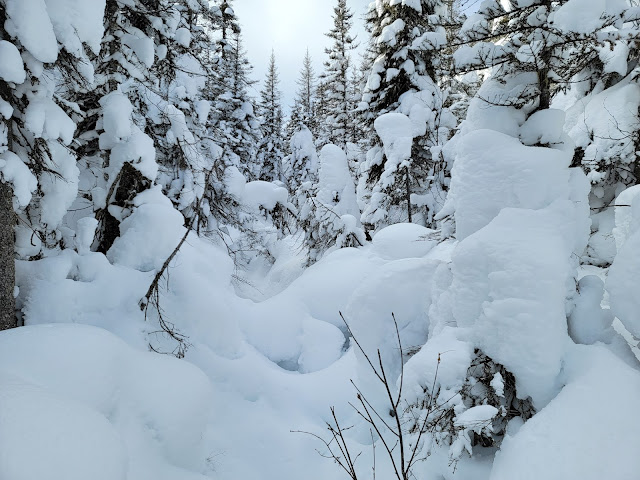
[233,0,372,113]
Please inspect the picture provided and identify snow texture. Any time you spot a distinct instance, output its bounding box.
[0,40,26,83]
[490,345,640,480]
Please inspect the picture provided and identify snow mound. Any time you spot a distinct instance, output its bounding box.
[316,144,358,215]
[439,129,579,240]
[243,180,288,211]
[613,184,640,251]
[449,200,588,407]
[490,345,640,480]
[371,223,438,259]
[345,258,442,380]
[107,187,185,272]
[0,372,127,480]
[0,324,215,480]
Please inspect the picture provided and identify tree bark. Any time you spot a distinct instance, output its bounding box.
[0,180,16,330]
[405,166,412,223]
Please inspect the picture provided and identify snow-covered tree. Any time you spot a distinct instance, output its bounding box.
[208,30,261,182]
[562,25,640,211]
[257,51,285,182]
[321,0,358,150]
[287,49,317,141]
[406,0,634,464]
[70,0,196,253]
[299,144,364,264]
[283,126,319,198]
[314,76,331,148]
[0,0,111,326]
[358,0,455,233]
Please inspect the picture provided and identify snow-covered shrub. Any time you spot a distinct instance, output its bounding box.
[404,349,535,464]
[298,145,365,264]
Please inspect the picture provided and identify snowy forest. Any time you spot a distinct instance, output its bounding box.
[1,0,640,478]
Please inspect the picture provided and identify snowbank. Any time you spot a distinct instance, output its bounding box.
[0,324,215,480]
[490,345,640,480]
[439,129,576,240]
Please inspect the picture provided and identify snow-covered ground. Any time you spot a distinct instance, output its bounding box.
[2,0,640,479]
[4,209,640,480]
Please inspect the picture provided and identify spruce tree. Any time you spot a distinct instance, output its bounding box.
[257,51,285,182]
[295,49,317,136]
[314,76,331,148]
[71,0,196,253]
[358,0,455,232]
[322,0,358,150]
[452,0,628,114]
[285,50,317,157]
[0,0,105,326]
[208,30,261,182]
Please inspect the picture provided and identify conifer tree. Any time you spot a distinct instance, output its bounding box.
[358,0,455,232]
[296,49,317,135]
[257,51,285,182]
[208,30,261,182]
[71,0,196,253]
[0,0,105,326]
[314,76,331,148]
[285,50,317,156]
[322,0,358,150]
[299,145,365,264]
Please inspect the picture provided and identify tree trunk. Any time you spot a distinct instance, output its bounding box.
[405,166,412,223]
[0,180,16,331]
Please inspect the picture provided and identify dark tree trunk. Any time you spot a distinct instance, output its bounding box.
[405,166,412,223]
[93,162,151,254]
[0,180,16,331]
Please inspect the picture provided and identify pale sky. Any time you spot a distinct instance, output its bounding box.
[233,0,372,113]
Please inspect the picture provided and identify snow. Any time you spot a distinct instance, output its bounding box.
[374,113,413,178]
[4,0,58,63]
[491,372,505,397]
[566,81,640,185]
[0,373,128,480]
[519,109,565,146]
[100,91,158,182]
[45,0,106,56]
[0,151,38,208]
[568,275,613,345]
[455,405,499,431]
[122,33,155,68]
[378,18,405,47]
[449,201,586,407]
[107,187,186,272]
[0,40,26,83]
[371,223,438,260]
[345,257,441,379]
[194,100,211,124]
[401,0,422,12]
[316,144,358,215]
[0,324,215,480]
[0,98,13,119]
[38,142,80,227]
[403,327,474,405]
[438,129,578,241]
[75,217,98,255]
[100,91,134,141]
[613,184,640,251]
[608,188,640,339]
[175,27,192,48]
[490,345,640,480]
[552,0,626,34]
[3,2,640,479]
[25,98,76,145]
[243,181,288,211]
